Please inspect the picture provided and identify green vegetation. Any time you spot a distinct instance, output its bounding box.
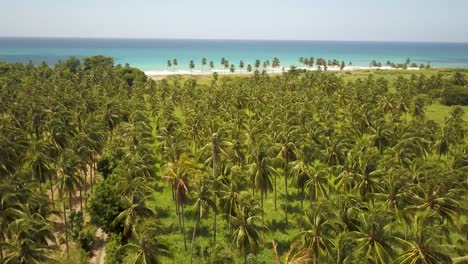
[0,57,467,264]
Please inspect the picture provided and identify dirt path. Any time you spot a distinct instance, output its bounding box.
[90,228,108,264]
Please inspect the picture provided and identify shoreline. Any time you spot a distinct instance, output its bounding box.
[144,65,421,77]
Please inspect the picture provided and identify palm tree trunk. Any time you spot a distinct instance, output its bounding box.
[69,190,74,230]
[181,204,187,250]
[92,161,96,185]
[63,201,69,254]
[301,185,304,210]
[0,236,3,260]
[313,244,318,264]
[190,214,200,264]
[261,191,264,224]
[274,173,277,210]
[49,175,55,209]
[284,164,289,224]
[79,186,83,212]
[83,169,87,206]
[89,163,94,192]
[213,211,217,243]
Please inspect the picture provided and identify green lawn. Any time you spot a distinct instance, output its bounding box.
[426,102,468,124]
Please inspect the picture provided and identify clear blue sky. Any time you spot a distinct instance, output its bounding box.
[1,0,468,42]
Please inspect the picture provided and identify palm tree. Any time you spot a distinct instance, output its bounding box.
[111,195,154,239]
[202,243,235,264]
[270,140,296,224]
[304,161,329,204]
[27,139,56,208]
[299,57,305,67]
[163,153,200,250]
[56,149,82,240]
[209,61,214,71]
[3,215,57,263]
[346,212,395,264]
[272,57,280,73]
[201,58,207,73]
[296,209,337,264]
[167,60,172,71]
[201,133,232,180]
[219,177,242,238]
[254,59,261,70]
[189,60,195,74]
[273,241,313,264]
[248,146,274,222]
[173,59,178,72]
[239,60,244,72]
[231,197,266,264]
[117,224,170,264]
[394,217,452,264]
[190,182,216,264]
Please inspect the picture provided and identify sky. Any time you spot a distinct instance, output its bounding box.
[1,0,468,42]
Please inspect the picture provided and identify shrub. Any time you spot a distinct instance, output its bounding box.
[105,234,124,264]
[78,225,97,252]
[442,86,468,106]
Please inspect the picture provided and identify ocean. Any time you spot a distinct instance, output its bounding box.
[1,37,468,72]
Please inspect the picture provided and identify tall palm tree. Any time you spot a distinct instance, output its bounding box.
[296,209,337,264]
[167,60,172,71]
[163,153,200,250]
[173,59,178,72]
[219,177,242,238]
[231,198,266,264]
[248,146,274,222]
[201,133,232,180]
[190,182,216,264]
[394,217,452,264]
[111,195,154,239]
[3,212,57,264]
[189,60,195,74]
[346,212,395,264]
[270,140,296,224]
[27,139,56,208]
[201,58,207,73]
[117,224,170,264]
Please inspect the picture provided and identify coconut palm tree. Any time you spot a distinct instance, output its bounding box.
[2,213,57,264]
[346,211,395,264]
[231,196,267,264]
[248,146,274,222]
[190,182,216,264]
[167,60,172,71]
[117,224,170,264]
[111,195,154,239]
[173,59,178,72]
[209,61,214,71]
[270,139,296,224]
[296,209,337,264]
[201,58,207,73]
[163,153,201,250]
[239,60,244,72]
[394,217,452,264]
[189,60,195,74]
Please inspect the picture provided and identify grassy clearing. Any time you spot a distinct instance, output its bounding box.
[426,102,468,124]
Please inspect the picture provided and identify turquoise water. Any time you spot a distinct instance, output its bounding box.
[1,37,468,71]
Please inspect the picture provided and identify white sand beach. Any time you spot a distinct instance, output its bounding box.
[144,65,420,77]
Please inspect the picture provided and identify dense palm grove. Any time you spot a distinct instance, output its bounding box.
[0,57,467,264]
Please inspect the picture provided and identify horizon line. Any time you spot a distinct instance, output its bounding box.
[1,35,468,44]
